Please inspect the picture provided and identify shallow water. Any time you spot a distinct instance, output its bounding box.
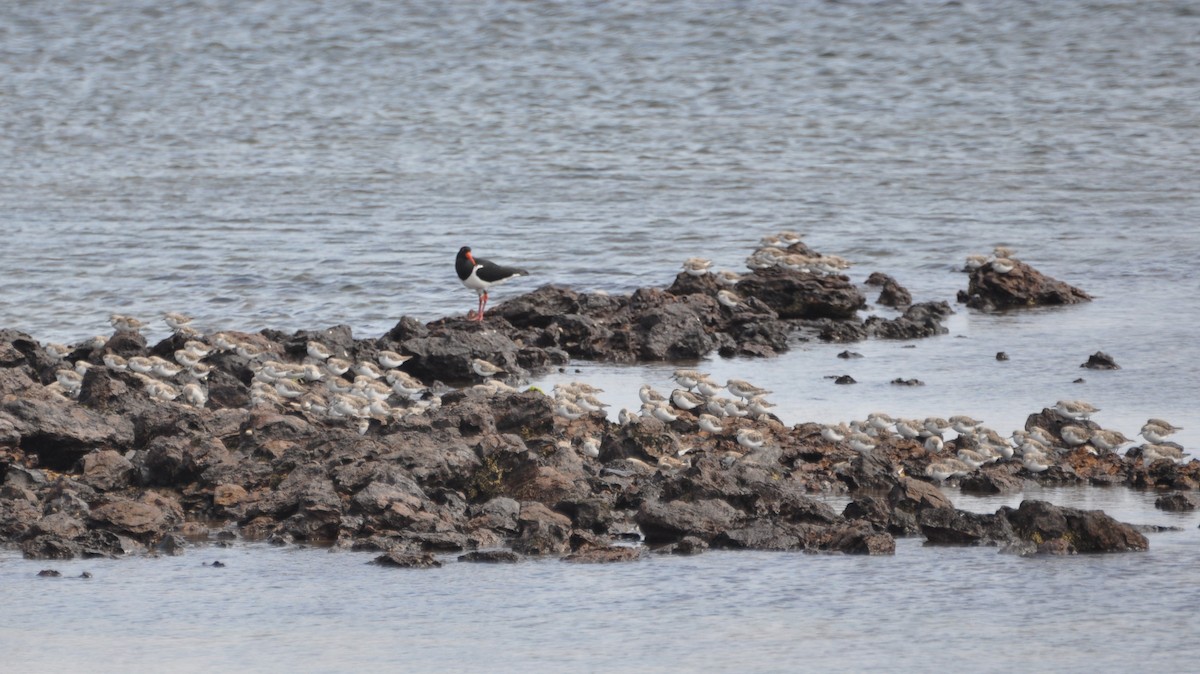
[1,0,1199,670]
[3,487,1198,673]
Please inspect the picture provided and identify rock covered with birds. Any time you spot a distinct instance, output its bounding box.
[0,235,1171,565]
[957,246,1092,311]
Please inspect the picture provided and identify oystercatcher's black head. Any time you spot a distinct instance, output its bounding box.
[456,246,476,281]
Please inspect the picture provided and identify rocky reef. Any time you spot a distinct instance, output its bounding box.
[0,238,1186,566]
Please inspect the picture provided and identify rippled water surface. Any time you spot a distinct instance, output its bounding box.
[2,0,1199,670]
[3,488,1199,673]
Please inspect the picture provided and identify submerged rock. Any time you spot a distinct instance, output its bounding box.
[1081,351,1120,370]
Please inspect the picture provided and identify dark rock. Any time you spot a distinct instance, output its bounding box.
[512,502,573,555]
[89,494,181,543]
[736,267,866,320]
[2,397,134,471]
[657,536,709,555]
[636,498,742,545]
[1081,351,1120,370]
[562,545,645,563]
[23,535,81,560]
[866,301,953,340]
[371,549,442,568]
[960,259,1091,311]
[919,507,1015,546]
[80,449,134,491]
[837,351,863,359]
[889,477,954,514]
[819,522,896,555]
[458,550,521,563]
[1155,493,1199,512]
[959,467,1024,495]
[865,272,912,308]
[833,375,856,385]
[1000,500,1148,553]
[37,569,62,577]
[996,351,1009,361]
[890,378,924,386]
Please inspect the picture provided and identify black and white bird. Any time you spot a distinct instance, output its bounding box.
[456,246,529,321]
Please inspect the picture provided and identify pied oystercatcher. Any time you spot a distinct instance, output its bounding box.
[456,246,529,321]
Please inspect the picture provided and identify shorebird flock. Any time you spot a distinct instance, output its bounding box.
[550,367,786,466]
[44,312,442,434]
[963,246,1018,275]
[677,231,854,311]
[547,359,1188,477]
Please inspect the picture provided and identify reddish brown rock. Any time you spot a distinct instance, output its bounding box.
[959,259,1091,311]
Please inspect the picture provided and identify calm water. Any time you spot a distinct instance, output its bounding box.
[3,487,1199,673]
[2,0,1199,670]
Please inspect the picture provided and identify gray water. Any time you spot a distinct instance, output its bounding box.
[2,0,1199,670]
[3,487,1199,673]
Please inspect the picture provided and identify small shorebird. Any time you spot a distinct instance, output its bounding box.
[325,357,351,377]
[44,343,70,360]
[456,246,530,321]
[672,369,706,391]
[389,372,426,397]
[150,358,184,378]
[894,419,923,440]
[950,415,982,434]
[1143,444,1187,464]
[924,435,945,452]
[671,389,704,411]
[1021,452,1051,473]
[990,258,1016,274]
[697,413,724,434]
[181,382,207,407]
[714,270,742,287]
[102,354,128,371]
[726,379,771,400]
[847,432,875,454]
[377,350,411,369]
[1146,418,1183,433]
[580,437,601,459]
[163,312,193,332]
[821,422,849,443]
[736,428,766,450]
[647,402,680,423]
[127,356,154,374]
[694,376,721,398]
[1059,425,1092,447]
[747,396,775,417]
[1055,400,1099,420]
[555,400,585,421]
[925,462,956,482]
[307,341,334,361]
[963,254,989,272]
[682,257,713,276]
[109,314,144,334]
[716,289,744,309]
[923,417,951,438]
[575,394,608,414]
[470,358,505,378]
[639,384,667,405]
[353,361,385,380]
[1140,423,1178,444]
